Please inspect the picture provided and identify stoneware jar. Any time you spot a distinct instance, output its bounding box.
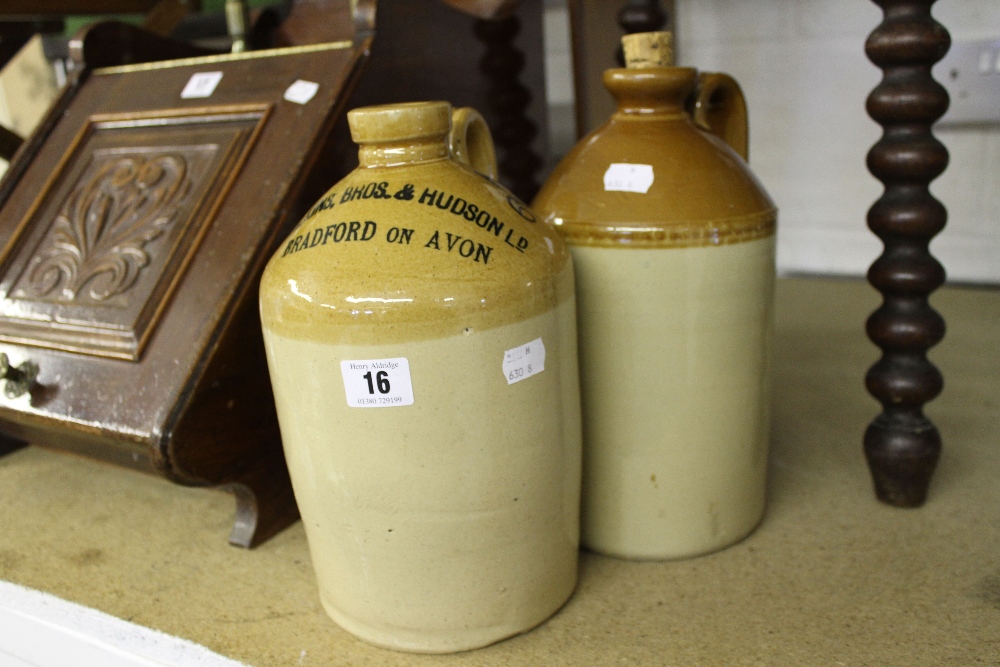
[532,32,777,561]
[259,101,581,653]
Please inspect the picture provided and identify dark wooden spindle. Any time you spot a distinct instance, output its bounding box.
[616,0,667,66]
[474,15,541,202]
[864,0,950,506]
[618,0,666,35]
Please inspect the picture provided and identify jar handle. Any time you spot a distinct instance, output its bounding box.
[450,107,499,180]
[691,72,749,161]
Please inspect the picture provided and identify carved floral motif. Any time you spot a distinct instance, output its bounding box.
[24,154,190,303]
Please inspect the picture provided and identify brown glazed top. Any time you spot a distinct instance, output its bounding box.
[532,66,776,248]
[259,102,571,345]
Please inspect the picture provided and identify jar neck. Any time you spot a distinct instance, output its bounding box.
[603,66,697,119]
[358,136,450,168]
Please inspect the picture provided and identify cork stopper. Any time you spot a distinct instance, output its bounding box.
[622,31,674,68]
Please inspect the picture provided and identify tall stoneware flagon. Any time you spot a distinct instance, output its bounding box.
[258,101,581,653]
[532,32,777,560]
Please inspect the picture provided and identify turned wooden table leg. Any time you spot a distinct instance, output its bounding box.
[474,14,542,202]
[615,0,668,66]
[864,0,950,506]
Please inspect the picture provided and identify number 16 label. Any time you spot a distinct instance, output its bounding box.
[341,358,414,408]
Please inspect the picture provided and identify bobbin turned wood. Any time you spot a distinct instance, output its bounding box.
[863,0,950,507]
[474,14,542,202]
[615,0,667,66]
[618,0,666,35]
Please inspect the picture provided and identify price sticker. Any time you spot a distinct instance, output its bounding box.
[603,163,654,194]
[180,71,223,99]
[284,79,320,105]
[341,358,414,408]
[503,338,545,385]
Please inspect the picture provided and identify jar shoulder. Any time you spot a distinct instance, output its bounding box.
[259,160,574,343]
[534,116,775,230]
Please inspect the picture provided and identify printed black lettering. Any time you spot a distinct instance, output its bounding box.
[486,215,504,237]
[333,222,347,242]
[388,227,415,244]
[346,221,361,241]
[394,187,523,258]
[507,193,537,222]
[474,243,492,264]
[323,225,336,244]
[375,182,391,199]
[307,193,336,219]
[282,235,299,256]
[361,221,377,240]
[340,187,354,203]
[309,228,323,248]
[435,193,454,210]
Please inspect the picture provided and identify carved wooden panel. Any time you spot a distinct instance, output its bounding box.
[0,4,373,548]
[0,107,268,360]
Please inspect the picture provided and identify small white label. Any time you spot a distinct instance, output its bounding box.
[284,79,320,105]
[503,338,545,385]
[341,358,414,408]
[603,163,655,193]
[181,71,223,99]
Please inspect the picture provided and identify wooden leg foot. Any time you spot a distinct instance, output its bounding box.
[223,463,299,548]
[864,415,941,507]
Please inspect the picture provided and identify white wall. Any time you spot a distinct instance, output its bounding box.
[542,2,577,160]
[675,0,1000,283]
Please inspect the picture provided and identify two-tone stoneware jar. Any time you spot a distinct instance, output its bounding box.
[532,32,777,561]
[258,101,581,652]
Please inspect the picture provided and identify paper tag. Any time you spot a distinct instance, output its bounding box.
[603,163,654,194]
[503,338,545,385]
[284,79,320,105]
[181,71,223,99]
[341,358,414,408]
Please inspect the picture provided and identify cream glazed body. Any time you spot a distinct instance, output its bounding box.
[258,102,581,653]
[532,33,777,560]
[568,239,774,559]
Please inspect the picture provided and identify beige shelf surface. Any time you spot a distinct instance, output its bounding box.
[0,276,998,665]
